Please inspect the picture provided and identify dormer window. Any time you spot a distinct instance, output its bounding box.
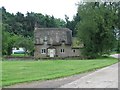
[35,38,39,44]
[44,36,47,45]
[44,36,47,41]
[40,38,43,43]
[61,40,65,45]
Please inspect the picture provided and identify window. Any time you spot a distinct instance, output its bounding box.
[73,49,75,53]
[44,41,47,45]
[41,49,46,54]
[44,36,47,41]
[61,49,64,53]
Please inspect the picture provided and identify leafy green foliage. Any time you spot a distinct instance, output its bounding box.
[65,14,80,36]
[2,30,34,55]
[2,31,15,55]
[76,2,119,58]
[14,36,34,55]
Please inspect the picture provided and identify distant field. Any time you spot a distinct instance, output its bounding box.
[2,58,118,86]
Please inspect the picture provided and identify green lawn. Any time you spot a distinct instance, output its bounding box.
[11,54,27,57]
[2,58,118,86]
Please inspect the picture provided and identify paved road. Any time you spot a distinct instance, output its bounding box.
[60,63,118,88]
[110,54,120,59]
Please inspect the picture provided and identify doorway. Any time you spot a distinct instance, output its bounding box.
[48,48,56,57]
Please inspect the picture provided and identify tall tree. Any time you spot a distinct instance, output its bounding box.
[76,2,118,58]
[65,14,80,37]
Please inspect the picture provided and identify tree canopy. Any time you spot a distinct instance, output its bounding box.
[76,2,120,58]
[2,7,66,37]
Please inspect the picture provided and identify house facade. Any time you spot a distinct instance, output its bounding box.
[34,28,80,59]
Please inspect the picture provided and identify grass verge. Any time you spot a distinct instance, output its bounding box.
[11,54,27,57]
[2,57,118,87]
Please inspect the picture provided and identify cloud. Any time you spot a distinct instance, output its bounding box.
[0,0,80,20]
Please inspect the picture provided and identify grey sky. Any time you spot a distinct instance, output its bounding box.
[1,0,81,21]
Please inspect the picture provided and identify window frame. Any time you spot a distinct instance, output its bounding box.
[61,49,65,53]
[73,49,76,53]
[41,49,46,54]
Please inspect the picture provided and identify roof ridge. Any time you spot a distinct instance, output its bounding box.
[34,28,72,32]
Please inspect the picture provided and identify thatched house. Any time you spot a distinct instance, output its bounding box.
[34,27,80,58]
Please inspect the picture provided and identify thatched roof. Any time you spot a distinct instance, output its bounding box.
[34,28,72,45]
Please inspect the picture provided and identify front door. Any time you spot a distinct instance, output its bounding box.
[48,49,55,57]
